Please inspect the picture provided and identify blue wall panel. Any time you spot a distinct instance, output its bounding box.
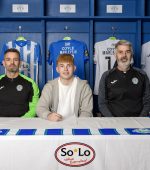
[0,21,44,89]
[45,0,90,17]
[95,0,142,16]
[0,0,43,17]
[142,22,150,43]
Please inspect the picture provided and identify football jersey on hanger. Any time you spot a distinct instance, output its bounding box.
[0,40,41,84]
[48,39,89,79]
[94,38,120,95]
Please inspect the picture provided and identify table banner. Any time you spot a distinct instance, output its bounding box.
[1,128,150,136]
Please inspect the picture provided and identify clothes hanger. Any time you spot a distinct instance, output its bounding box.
[63,36,72,40]
[63,26,72,40]
[108,26,117,40]
[16,36,26,41]
[109,36,116,40]
[16,26,27,41]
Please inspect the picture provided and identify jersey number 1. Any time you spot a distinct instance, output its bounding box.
[105,56,111,70]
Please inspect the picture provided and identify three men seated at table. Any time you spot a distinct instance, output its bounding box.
[1,40,150,119]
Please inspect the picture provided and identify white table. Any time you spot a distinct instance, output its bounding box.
[0,117,150,170]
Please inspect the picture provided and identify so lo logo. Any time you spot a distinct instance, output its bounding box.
[55,142,95,167]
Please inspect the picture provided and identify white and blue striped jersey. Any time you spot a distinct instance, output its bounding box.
[48,39,89,79]
[1,40,41,84]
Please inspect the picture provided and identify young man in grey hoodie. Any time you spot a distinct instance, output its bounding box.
[36,53,93,121]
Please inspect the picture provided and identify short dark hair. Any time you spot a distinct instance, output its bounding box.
[4,48,20,60]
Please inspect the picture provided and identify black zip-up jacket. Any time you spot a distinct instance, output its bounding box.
[0,74,39,117]
[98,67,150,117]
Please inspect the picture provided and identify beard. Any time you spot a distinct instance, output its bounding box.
[117,58,131,71]
[7,65,19,73]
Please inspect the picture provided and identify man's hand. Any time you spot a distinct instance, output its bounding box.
[47,112,63,121]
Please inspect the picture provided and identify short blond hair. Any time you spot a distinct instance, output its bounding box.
[57,53,74,65]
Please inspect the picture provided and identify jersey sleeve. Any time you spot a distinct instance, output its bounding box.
[22,80,39,118]
[141,43,146,68]
[94,43,98,64]
[83,42,89,62]
[35,43,42,64]
[0,43,8,63]
[48,43,54,65]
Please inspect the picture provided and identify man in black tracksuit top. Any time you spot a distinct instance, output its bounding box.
[0,48,39,117]
[98,40,150,117]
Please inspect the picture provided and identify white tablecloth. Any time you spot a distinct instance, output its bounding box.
[0,117,150,170]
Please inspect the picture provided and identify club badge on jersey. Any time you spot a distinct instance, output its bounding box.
[16,85,23,91]
[132,77,138,85]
